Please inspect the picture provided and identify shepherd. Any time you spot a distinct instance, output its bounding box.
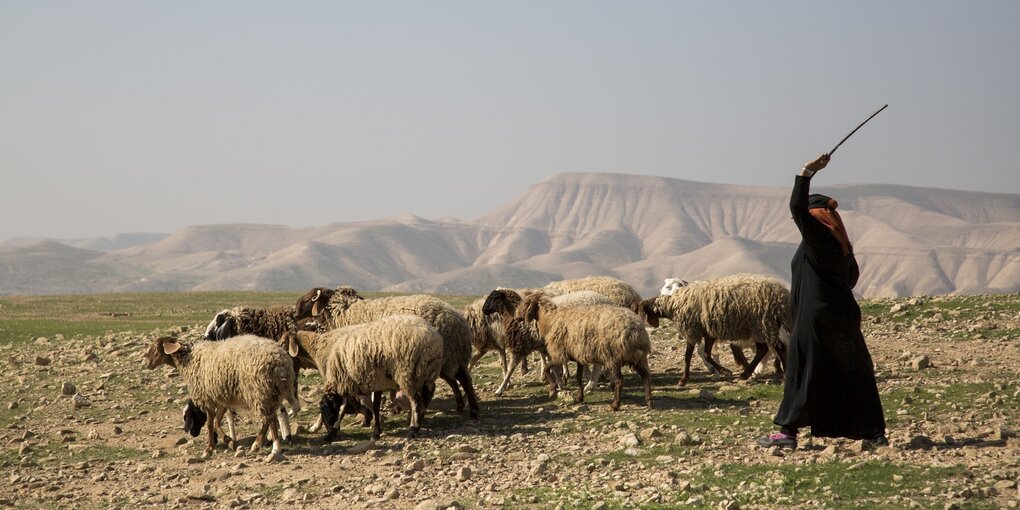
[757,152,887,449]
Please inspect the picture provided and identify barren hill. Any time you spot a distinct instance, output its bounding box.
[2,173,1018,297]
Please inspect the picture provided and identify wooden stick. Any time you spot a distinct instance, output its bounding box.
[829,104,888,156]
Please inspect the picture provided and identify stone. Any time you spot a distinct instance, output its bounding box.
[404,459,426,473]
[456,467,471,481]
[281,488,302,502]
[821,445,838,456]
[414,499,462,510]
[620,433,640,447]
[72,394,91,409]
[910,356,931,371]
[60,382,76,396]
[639,427,661,440]
[675,431,694,445]
[34,356,51,366]
[908,436,935,450]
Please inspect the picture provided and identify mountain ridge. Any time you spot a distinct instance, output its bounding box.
[3,172,1018,297]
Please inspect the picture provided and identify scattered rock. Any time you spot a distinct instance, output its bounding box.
[639,427,661,441]
[620,433,640,447]
[71,394,91,409]
[60,382,76,396]
[908,435,935,450]
[456,466,471,481]
[675,431,695,445]
[34,356,51,366]
[911,356,931,371]
[414,499,462,510]
[404,459,426,473]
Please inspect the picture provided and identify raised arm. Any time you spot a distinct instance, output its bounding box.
[790,154,830,233]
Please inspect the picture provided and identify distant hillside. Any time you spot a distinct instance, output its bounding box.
[3,173,1019,297]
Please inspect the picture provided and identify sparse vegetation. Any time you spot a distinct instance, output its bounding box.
[1,292,1018,509]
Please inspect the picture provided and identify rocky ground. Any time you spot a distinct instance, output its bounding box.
[2,294,1019,509]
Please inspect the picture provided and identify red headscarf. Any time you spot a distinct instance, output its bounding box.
[808,194,852,256]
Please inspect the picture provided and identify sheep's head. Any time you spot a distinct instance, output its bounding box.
[295,287,333,320]
[319,392,345,431]
[638,298,662,328]
[182,399,206,437]
[517,293,555,323]
[660,278,690,296]
[481,288,522,317]
[202,309,231,340]
[144,336,184,369]
[280,331,318,370]
[331,286,363,312]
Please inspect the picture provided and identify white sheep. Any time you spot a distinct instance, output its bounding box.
[640,273,791,386]
[310,315,444,441]
[518,293,654,411]
[144,335,299,460]
[543,276,643,314]
[295,286,479,419]
[660,278,690,297]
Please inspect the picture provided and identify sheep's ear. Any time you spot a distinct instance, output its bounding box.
[285,333,301,358]
[311,300,323,317]
[520,298,540,323]
[641,300,660,328]
[162,339,182,354]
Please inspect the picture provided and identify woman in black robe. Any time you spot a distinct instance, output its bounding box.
[758,153,887,449]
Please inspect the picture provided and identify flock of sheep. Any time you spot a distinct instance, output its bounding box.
[142,273,793,461]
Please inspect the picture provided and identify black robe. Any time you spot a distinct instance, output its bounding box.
[773,175,886,440]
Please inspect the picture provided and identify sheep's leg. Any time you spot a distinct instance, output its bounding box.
[469,350,486,370]
[633,359,654,409]
[739,343,770,380]
[544,362,560,400]
[323,402,346,444]
[583,364,605,394]
[702,338,732,377]
[679,342,696,387]
[252,418,269,453]
[497,347,508,378]
[221,408,236,450]
[369,391,383,440]
[610,364,624,411]
[730,344,751,371]
[697,342,720,375]
[573,362,585,404]
[495,352,525,396]
[205,409,218,456]
[276,408,292,445]
[308,415,324,433]
[440,374,465,413]
[408,388,423,438]
[265,415,284,462]
[773,341,788,379]
[455,367,480,420]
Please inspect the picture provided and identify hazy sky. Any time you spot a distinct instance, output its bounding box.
[2,1,1018,241]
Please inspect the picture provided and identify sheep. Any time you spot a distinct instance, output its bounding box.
[464,297,508,375]
[203,305,317,341]
[543,276,643,314]
[658,278,775,377]
[199,305,313,442]
[295,286,479,419]
[516,293,653,411]
[640,273,791,387]
[144,335,300,460]
[277,330,375,431]
[481,288,550,395]
[307,315,443,441]
[660,278,690,297]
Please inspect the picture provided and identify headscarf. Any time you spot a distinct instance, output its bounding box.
[807,193,852,256]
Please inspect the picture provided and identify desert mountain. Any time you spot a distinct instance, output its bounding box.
[2,173,1018,297]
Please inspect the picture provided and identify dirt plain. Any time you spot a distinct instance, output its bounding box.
[2,293,1019,509]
